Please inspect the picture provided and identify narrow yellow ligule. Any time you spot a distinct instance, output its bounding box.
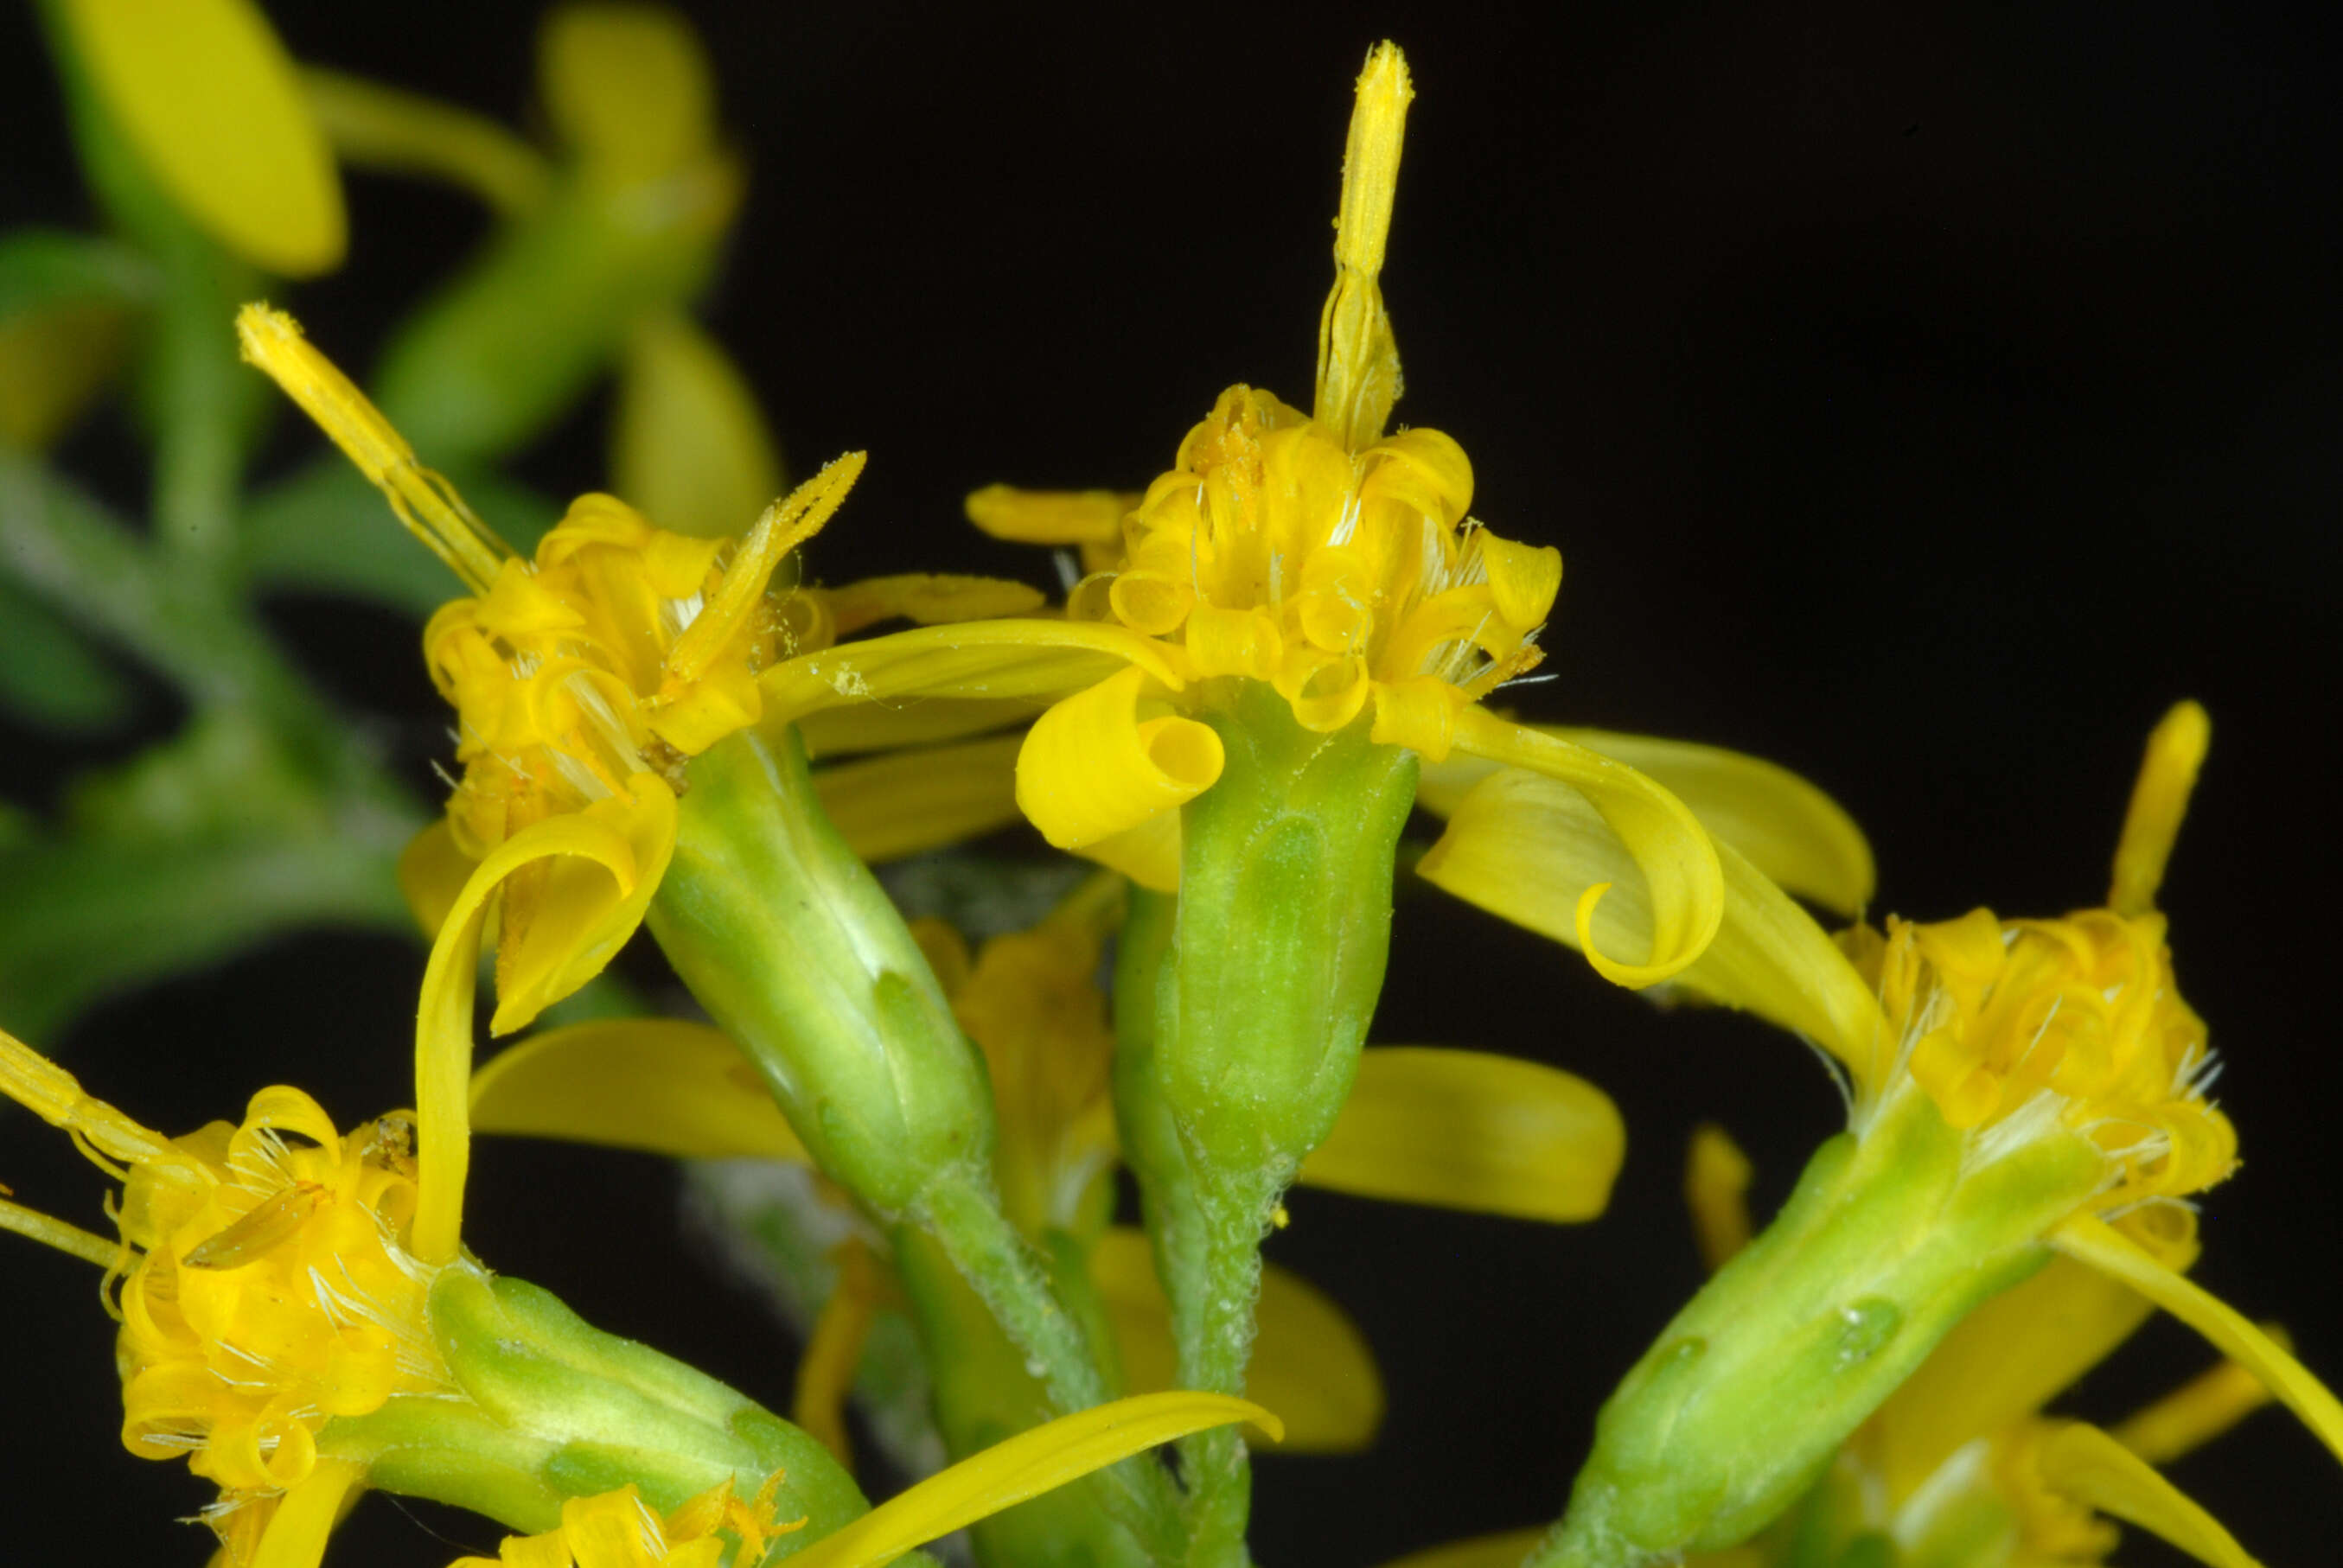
[1015,666,1223,851]
[540,2,717,182]
[470,1019,808,1163]
[1296,1048,1624,1223]
[235,305,510,592]
[1683,1124,1753,1272]
[1315,42,1413,449]
[301,68,551,216]
[820,575,1048,636]
[810,736,1025,866]
[662,452,865,691]
[1414,726,1877,917]
[794,1240,887,1468]
[2110,699,2210,917]
[250,1459,365,1568]
[64,0,344,276]
[397,819,471,940]
[2054,1214,2343,1469]
[787,1393,1279,1568]
[963,485,1135,551]
[1092,1227,1382,1454]
[614,314,784,540]
[2114,1344,2283,1466]
[0,1192,123,1269]
[2034,1422,2263,1568]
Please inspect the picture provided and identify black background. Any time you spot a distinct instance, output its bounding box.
[3,3,2338,1565]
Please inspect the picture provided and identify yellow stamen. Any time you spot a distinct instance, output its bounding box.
[1315,41,1414,450]
[2113,1336,2287,1467]
[2109,699,2210,917]
[1684,1123,1754,1273]
[235,304,512,594]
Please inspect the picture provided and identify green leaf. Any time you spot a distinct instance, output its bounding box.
[239,456,561,615]
[0,572,137,731]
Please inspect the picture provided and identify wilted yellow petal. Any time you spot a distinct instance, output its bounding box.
[1296,1048,1623,1223]
[1684,1124,1753,1273]
[397,819,473,940]
[63,0,343,276]
[251,1458,364,1568]
[785,1392,1279,1568]
[761,620,1185,730]
[811,736,1025,865]
[1433,710,1721,988]
[1092,1227,1381,1453]
[470,1018,806,1162]
[1416,726,1874,917]
[539,2,716,183]
[301,67,550,216]
[2109,699,2209,917]
[2034,1422,2262,1568]
[2055,1214,2343,1469]
[613,313,783,540]
[1015,667,1222,852]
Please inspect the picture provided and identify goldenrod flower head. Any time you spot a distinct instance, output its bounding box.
[1841,703,2233,1213]
[0,1032,445,1558]
[450,1472,804,1568]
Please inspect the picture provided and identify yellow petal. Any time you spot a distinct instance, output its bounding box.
[794,1239,887,1469]
[2113,1340,2285,1467]
[797,700,1036,759]
[300,67,550,216]
[1092,1227,1381,1454]
[63,0,343,275]
[963,485,1134,547]
[1015,667,1222,852]
[1684,1124,1753,1273]
[2054,1214,2343,1469]
[2109,699,2210,917]
[811,736,1025,865]
[470,1018,807,1162]
[414,782,674,1265]
[489,779,679,1035]
[1416,726,1874,917]
[397,819,474,940]
[1073,810,1184,894]
[1296,1048,1623,1223]
[1373,1530,1548,1568]
[819,576,1049,636]
[539,2,716,182]
[760,620,1187,729]
[785,1392,1279,1568]
[613,313,784,540]
[252,1458,364,1568]
[1432,710,1721,988]
[2034,1422,2263,1568]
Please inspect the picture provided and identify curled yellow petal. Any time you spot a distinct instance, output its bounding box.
[2110,699,2210,917]
[63,0,344,275]
[760,620,1186,730]
[614,313,784,540]
[1296,1048,1623,1223]
[2033,1422,2262,1568]
[2054,1213,2343,1469]
[539,1,716,182]
[414,781,674,1265]
[397,819,472,940]
[1415,725,1875,917]
[1432,709,1721,988]
[785,1392,1279,1568]
[1015,666,1222,852]
[251,1457,364,1568]
[1684,1124,1753,1273]
[1093,1227,1380,1454]
[812,736,1025,865]
[470,1018,807,1162]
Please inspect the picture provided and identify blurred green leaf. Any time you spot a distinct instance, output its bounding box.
[239,457,562,614]
[0,572,137,732]
[0,227,158,318]
[0,228,156,449]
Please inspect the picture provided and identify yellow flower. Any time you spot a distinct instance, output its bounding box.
[0,1029,442,1567]
[237,304,1042,1040]
[450,1473,802,1568]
